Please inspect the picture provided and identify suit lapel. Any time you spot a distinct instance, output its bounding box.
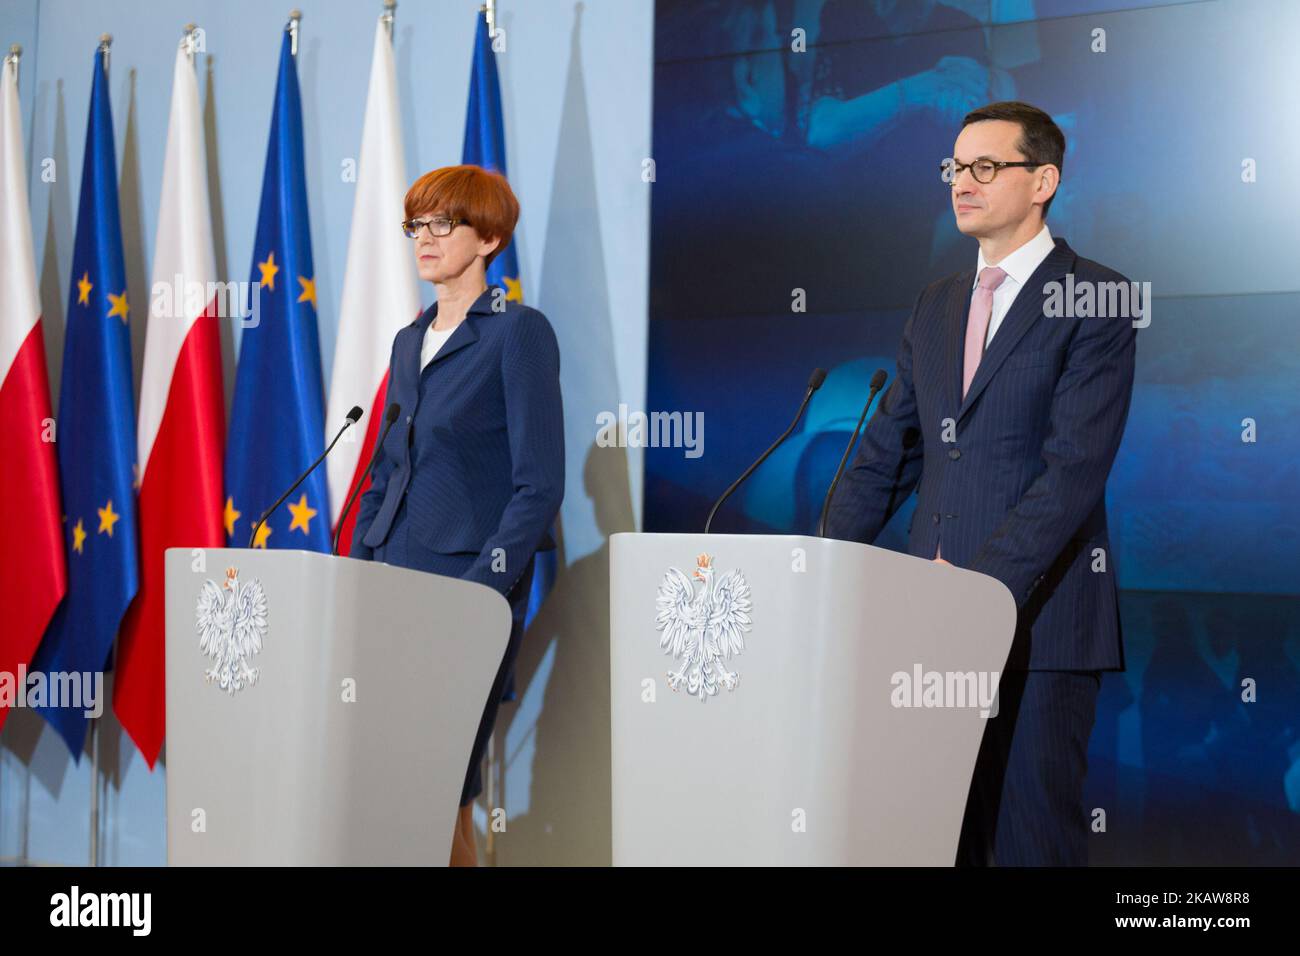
[423,317,479,368]
[955,238,1076,424]
[943,269,975,418]
[416,288,497,375]
[393,310,429,410]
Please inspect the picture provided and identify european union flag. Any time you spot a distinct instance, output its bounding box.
[463,9,557,648]
[464,11,523,309]
[226,31,330,553]
[30,49,139,757]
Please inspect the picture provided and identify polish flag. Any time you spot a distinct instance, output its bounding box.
[325,17,420,553]
[115,41,225,766]
[0,51,66,729]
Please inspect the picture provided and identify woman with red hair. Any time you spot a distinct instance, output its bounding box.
[350,164,564,866]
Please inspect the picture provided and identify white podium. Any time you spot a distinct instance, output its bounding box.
[610,533,1017,865]
[163,548,511,865]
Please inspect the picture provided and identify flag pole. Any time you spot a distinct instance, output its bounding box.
[86,31,114,871]
[382,0,396,39]
[477,0,500,866]
[88,723,100,865]
[287,9,301,56]
[0,42,18,867]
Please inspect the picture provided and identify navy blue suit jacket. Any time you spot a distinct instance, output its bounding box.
[350,288,564,597]
[827,237,1135,670]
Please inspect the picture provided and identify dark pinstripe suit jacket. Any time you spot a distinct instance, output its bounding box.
[350,288,564,597]
[827,237,1136,670]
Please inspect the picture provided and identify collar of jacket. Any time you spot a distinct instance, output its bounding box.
[402,286,501,369]
[407,286,500,331]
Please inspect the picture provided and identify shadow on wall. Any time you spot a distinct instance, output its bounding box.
[476,0,635,867]
[36,78,69,402]
[0,669,164,866]
[486,442,633,866]
[203,54,237,415]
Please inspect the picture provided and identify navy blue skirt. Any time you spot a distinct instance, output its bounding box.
[372,498,535,806]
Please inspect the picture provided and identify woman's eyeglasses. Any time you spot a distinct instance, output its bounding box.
[402,216,469,238]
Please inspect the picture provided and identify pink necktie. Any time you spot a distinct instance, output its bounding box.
[938,266,1007,561]
[962,266,1007,399]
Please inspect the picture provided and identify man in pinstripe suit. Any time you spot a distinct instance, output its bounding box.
[827,102,1137,865]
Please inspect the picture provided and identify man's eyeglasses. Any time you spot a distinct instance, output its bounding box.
[402,216,469,238]
[940,157,1042,186]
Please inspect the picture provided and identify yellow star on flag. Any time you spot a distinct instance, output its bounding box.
[503,275,523,302]
[287,493,317,534]
[258,251,279,290]
[97,499,121,537]
[297,275,316,309]
[107,291,129,323]
[71,518,87,554]
[252,522,272,549]
[77,272,93,306]
[224,497,242,538]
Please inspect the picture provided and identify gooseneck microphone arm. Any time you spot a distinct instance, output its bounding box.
[248,406,363,548]
[817,369,888,538]
[333,402,402,556]
[704,368,827,534]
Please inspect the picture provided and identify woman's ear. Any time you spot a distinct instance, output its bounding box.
[479,234,502,259]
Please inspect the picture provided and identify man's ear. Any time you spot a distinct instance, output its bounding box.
[1036,164,1060,207]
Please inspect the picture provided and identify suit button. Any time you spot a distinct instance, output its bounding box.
[406,415,413,424]
[948,449,961,460]
[932,513,940,525]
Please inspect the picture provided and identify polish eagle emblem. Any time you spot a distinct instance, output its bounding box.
[654,553,752,700]
[195,566,268,694]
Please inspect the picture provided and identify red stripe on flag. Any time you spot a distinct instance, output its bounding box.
[333,371,390,556]
[114,306,224,767]
[0,321,66,731]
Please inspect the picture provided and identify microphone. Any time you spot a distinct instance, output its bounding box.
[248,406,363,548]
[333,402,402,556]
[704,368,826,534]
[817,369,888,538]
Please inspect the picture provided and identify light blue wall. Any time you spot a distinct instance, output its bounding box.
[1,0,651,865]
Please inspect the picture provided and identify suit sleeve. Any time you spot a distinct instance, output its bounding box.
[348,341,401,561]
[825,294,926,544]
[462,310,565,596]
[967,306,1137,607]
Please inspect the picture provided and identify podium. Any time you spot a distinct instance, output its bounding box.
[163,548,511,865]
[610,533,1017,865]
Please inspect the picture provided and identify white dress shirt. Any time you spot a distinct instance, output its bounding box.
[420,323,457,370]
[973,223,1054,347]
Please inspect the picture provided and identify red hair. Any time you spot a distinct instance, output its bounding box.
[404,164,519,267]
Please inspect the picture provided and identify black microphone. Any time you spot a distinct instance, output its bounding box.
[817,369,888,538]
[704,368,827,534]
[333,402,401,556]
[247,406,363,548]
